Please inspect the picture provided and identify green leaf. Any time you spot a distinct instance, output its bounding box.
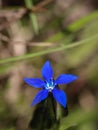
[68,10,98,31]
[24,0,39,34]
[59,108,98,130]
[66,18,98,66]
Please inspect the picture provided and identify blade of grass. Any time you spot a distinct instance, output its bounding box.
[68,10,98,31]
[0,34,97,64]
[24,0,39,34]
[46,32,65,42]
[59,108,98,130]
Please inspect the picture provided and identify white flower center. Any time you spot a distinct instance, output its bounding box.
[44,79,56,92]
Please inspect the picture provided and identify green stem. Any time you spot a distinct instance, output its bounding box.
[0,34,97,64]
[24,0,39,34]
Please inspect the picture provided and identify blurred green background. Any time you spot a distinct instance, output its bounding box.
[0,0,98,130]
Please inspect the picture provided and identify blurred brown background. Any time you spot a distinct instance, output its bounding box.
[0,0,98,130]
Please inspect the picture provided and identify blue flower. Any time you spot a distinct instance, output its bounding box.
[24,61,78,108]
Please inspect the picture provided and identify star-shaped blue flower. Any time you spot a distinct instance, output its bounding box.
[24,61,78,108]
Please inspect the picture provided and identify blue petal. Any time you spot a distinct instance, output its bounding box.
[55,74,78,85]
[42,61,54,80]
[52,88,67,108]
[24,78,44,88]
[31,89,48,106]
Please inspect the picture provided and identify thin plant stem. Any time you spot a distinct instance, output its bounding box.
[0,34,98,64]
[24,0,39,34]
